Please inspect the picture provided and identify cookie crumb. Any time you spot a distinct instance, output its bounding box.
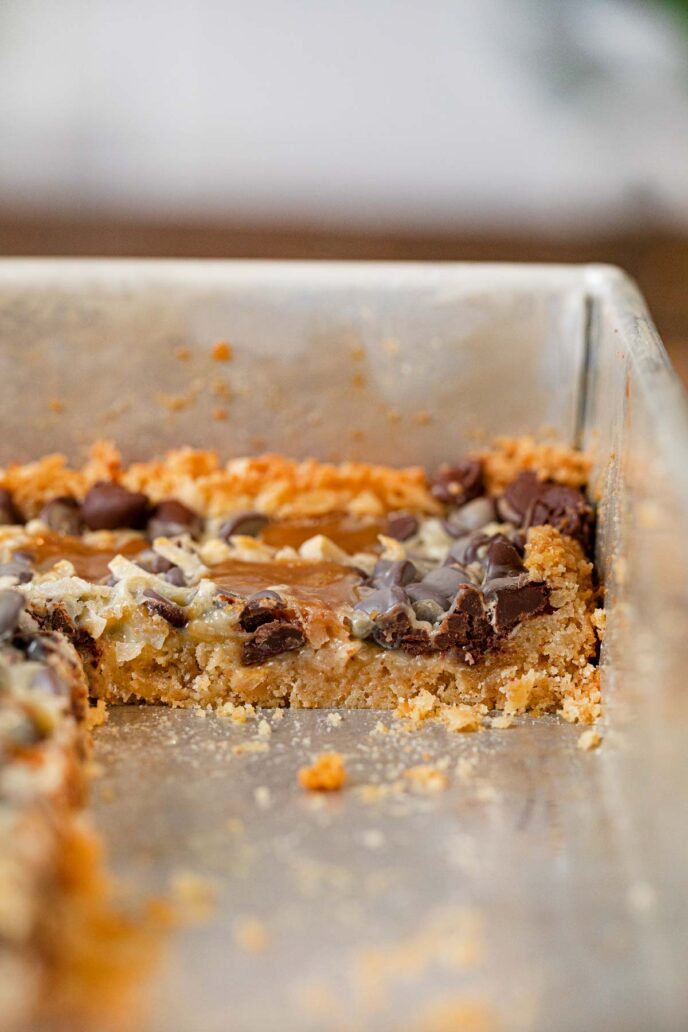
[404,765,449,794]
[299,752,347,792]
[578,728,602,751]
[49,398,64,413]
[326,712,343,728]
[175,346,191,361]
[212,340,233,362]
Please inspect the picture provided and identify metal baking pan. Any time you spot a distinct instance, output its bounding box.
[1,260,686,1031]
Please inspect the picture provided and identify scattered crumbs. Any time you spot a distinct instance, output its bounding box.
[578,728,602,751]
[409,997,497,1032]
[357,781,405,804]
[371,720,390,736]
[395,689,436,728]
[257,718,272,739]
[85,699,109,730]
[212,407,228,421]
[216,701,256,723]
[49,398,64,413]
[490,713,514,730]
[225,817,244,835]
[412,409,432,426]
[475,783,499,803]
[361,828,385,850]
[232,740,269,755]
[212,340,233,362]
[158,391,194,412]
[395,692,484,734]
[271,708,285,722]
[232,915,271,953]
[404,764,449,794]
[210,376,231,400]
[441,705,483,733]
[382,337,399,355]
[592,607,606,639]
[326,712,343,728]
[254,786,272,810]
[175,346,191,361]
[299,752,347,792]
[352,372,365,389]
[169,871,217,922]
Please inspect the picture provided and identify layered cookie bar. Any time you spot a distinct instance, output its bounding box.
[0,437,602,722]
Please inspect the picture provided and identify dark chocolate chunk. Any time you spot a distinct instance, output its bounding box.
[483,575,549,634]
[0,590,24,637]
[442,496,496,537]
[219,512,270,540]
[0,488,20,526]
[385,512,419,541]
[498,472,594,549]
[430,459,484,506]
[82,482,150,530]
[419,565,472,599]
[239,590,292,632]
[370,559,417,589]
[400,628,433,656]
[371,607,414,650]
[242,620,306,666]
[354,585,407,617]
[483,539,525,581]
[30,604,100,663]
[0,559,33,584]
[434,585,493,656]
[143,588,188,628]
[40,496,84,536]
[147,499,202,540]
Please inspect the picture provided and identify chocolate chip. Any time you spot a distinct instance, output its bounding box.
[409,596,447,624]
[434,585,493,656]
[483,539,525,581]
[219,512,270,540]
[419,565,472,600]
[400,628,433,656]
[136,550,174,575]
[430,459,484,506]
[242,620,306,666]
[147,499,202,540]
[40,496,84,536]
[405,582,452,610]
[371,607,414,650]
[385,512,419,541]
[446,532,492,566]
[483,576,549,634]
[442,496,496,537]
[354,585,407,617]
[239,590,291,632]
[164,566,186,586]
[0,559,33,584]
[0,590,24,636]
[82,482,150,530]
[0,488,20,526]
[143,588,188,628]
[370,559,417,589]
[498,472,594,550]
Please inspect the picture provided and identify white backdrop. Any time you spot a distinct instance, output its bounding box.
[1,0,687,231]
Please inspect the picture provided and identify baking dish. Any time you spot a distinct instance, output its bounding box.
[0,260,686,1031]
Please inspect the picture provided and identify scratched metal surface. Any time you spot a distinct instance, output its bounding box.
[91,706,667,1032]
[0,261,686,1030]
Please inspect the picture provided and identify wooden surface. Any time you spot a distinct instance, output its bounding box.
[0,211,686,385]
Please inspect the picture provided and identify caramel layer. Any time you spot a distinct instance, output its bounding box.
[206,558,361,608]
[17,532,147,581]
[261,514,384,554]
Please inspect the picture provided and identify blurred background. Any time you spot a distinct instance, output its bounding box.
[1,0,687,381]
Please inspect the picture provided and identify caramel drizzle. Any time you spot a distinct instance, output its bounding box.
[16,532,147,581]
[260,513,385,554]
